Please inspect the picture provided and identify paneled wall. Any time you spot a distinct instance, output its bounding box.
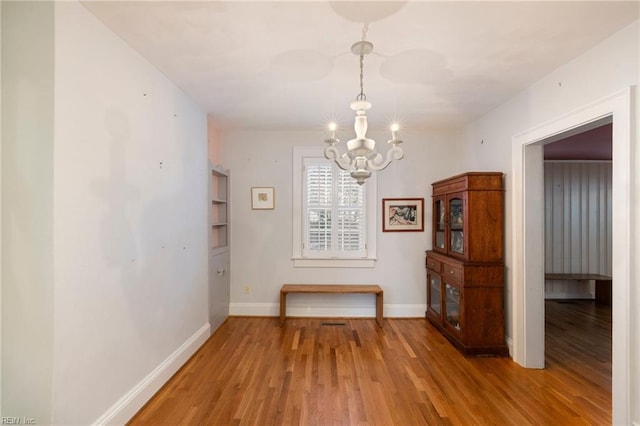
[544,161,612,298]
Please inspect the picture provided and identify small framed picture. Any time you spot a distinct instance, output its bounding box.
[251,187,275,210]
[382,198,424,232]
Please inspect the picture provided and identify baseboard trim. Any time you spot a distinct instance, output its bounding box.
[93,323,211,425]
[504,335,513,358]
[229,303,427,318]
[230,302,278,316]
[384,304,427,318]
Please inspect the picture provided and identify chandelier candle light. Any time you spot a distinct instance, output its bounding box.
[324,39,404,185]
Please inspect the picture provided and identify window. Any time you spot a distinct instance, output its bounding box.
[292,147,377,267]
[304,158,365,257]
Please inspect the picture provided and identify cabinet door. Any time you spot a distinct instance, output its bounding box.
[448,194,465,256]
[209,250,230,332]
[426,270,443,320]
[444,282,462,334]
[433,197,446,252]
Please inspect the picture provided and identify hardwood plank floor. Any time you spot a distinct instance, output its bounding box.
[129,300,611,425]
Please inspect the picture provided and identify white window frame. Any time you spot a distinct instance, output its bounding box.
[292,146,377,268]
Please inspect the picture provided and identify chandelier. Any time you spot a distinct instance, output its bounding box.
[324,39,404,185]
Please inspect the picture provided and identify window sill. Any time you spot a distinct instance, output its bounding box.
[292,258,376,268]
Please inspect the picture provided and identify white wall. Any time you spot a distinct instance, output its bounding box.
[219,127,462,317]
[1,2,55,422]
[0,2,3,413]
[463,19,639,424]
[464,20,639,337]
[2,2,210,424]
[544,161,612,299]
[52,3,209,424]
[634,87,640,426]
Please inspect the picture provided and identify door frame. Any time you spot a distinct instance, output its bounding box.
[510,87,633,424]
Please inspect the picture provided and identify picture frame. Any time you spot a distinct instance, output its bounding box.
[382,198,424,232]
[251,187,275,210]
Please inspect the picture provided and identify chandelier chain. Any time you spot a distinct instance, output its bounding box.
[357,53,366,101]
[357,22,369,101]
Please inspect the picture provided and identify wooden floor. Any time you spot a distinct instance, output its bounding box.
[129,300,611,425]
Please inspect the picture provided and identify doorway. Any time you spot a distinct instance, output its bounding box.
[543,122,612,301]
[542,123,613,416]
[511,88,632,424]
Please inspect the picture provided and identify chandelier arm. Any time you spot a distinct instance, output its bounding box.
[367,146,405,171]
[324,146,354,171]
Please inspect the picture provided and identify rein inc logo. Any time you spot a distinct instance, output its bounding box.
[1,418,35,425]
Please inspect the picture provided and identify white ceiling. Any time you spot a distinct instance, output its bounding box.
[82,1,639,132]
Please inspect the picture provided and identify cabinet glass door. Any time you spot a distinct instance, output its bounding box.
[449,197,464,254]
[434,199,445,250]
[445,283,461,331]
[428,273,442,315]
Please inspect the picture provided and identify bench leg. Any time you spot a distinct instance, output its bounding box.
[280,291,286,326]
[376,292,383,327]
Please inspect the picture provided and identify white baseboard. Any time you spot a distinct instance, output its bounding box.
[384,304,426,318]
[229,302,427,318]
[504,335,513,358]
[230,302,279,316]
[93,323,211,426]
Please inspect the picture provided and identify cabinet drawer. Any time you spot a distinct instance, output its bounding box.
[442,264,462,283]
[426,257,441,272]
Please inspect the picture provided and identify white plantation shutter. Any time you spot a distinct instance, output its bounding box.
[336,171,364,252]
[306,162,332,251]
[303,158,366,257]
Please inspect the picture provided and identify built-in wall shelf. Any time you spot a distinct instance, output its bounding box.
[209,162,231,332]
[211,166,229,250]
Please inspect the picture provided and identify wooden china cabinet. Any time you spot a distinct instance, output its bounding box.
[426,172,508,356]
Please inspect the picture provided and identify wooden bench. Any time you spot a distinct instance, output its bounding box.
[544,273,612,305]
[280,284,384,327]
